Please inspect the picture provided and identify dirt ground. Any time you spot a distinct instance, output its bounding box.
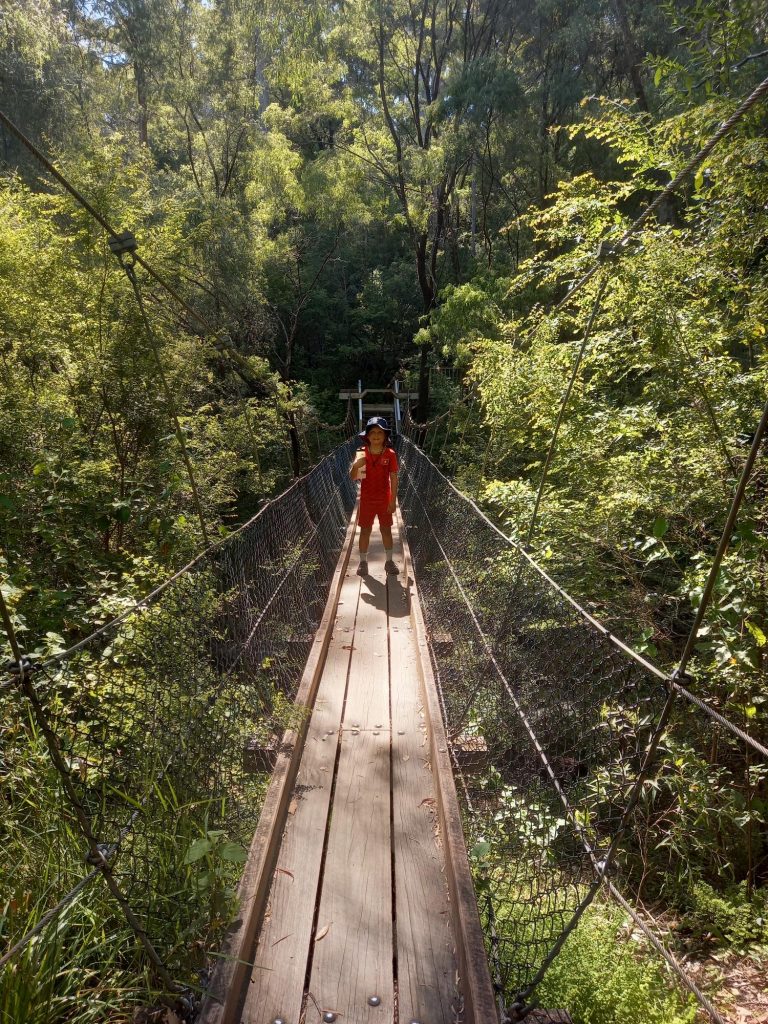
[686,950,768,1023]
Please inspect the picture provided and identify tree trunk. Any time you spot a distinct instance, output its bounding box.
[135,62,149,145]
[611,0,649,113]
[415,234,435,420]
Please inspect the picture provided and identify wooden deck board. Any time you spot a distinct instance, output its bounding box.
[389,534,459,1024]
[307,547,394,1021]
[241,568,363,1024]
[307,727,394,1021]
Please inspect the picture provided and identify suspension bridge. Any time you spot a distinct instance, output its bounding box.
[4,420,767,1023]
[2,75,768,1024]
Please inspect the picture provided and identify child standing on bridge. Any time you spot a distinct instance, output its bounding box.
[350,416,399,576]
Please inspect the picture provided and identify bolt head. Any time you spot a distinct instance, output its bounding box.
[271,1018,285,1024]
[367,995,381,1006]
[323,1013,337,1023]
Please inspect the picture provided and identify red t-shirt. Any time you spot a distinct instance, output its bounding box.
[359,446,399,503]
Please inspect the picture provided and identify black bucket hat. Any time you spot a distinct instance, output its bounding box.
[358,415,391,444]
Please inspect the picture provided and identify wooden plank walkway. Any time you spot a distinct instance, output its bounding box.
[241,521,465,1023]
[199,509,499,1024]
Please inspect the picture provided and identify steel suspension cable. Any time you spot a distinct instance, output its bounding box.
[35,438,351,672]
[0,586,179,990]
[120,253,211,546]
[541,73,768,323]
[401,438,768,759]
[0,107,259,389]
[606,881,728,1024]
[398,442,737,1023]
[675,393,768,680]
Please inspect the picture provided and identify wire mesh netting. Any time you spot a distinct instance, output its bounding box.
[1,438,357,990]
[395,436,768,1020]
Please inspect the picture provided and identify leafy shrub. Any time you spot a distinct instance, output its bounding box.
[537,904,697,1024]
[680,881,768,951]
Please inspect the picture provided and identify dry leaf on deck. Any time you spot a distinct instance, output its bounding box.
[315,922,332,941]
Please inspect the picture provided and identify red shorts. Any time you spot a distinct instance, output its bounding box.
[359,500,392,529]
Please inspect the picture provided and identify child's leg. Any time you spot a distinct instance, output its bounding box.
[380,523,398,574]
[357,526,372,574]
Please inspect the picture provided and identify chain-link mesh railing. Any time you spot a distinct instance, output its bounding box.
[1,438,357,1006]
[396,436,765,1023]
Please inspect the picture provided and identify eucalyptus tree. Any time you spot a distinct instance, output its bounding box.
[331,0,521,411]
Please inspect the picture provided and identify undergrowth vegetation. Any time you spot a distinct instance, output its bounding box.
[536,903,697,1024]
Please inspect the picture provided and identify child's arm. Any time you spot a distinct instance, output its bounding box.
[388,471,398,513]
[350,451,366,480]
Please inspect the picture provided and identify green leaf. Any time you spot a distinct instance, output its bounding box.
[746,621,766,647]
[745,705,757,719]
[654,66,663,87]
[111,500,131,523]
[652,517,668,538]
[219,842,248,864]
[184,838,213,864]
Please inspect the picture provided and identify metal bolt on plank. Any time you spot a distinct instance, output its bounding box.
[368,995,381,1006]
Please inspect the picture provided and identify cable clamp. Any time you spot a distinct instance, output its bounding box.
[594,855,616,879]
[3,655,34,681]
[108,231,138,256]
[509,998,537,1021]
[668,667,690,692]
[86,842,117,868]
[595,239,621,262]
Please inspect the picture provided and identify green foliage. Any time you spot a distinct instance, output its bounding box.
[2,0,766,1018]
[0,897,146,1024]
[680,881,768,951]
[536,904,697,1024]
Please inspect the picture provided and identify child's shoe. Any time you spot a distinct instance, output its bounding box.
[357,560,368,576]
[384,559,399,575]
